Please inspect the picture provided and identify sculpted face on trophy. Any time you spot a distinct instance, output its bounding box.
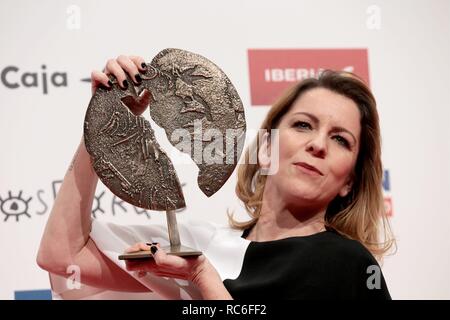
[84,49,246,258]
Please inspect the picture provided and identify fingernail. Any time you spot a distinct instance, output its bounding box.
[122,80,128,89]
[135,74,142,84]
[141,63,147,69]
[150,246,158,254]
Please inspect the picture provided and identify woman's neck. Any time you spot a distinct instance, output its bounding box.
[247,181,327,242]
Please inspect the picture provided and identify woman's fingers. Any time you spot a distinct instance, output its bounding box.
[117,55,142,85]
[92,55,147,97]
[129,55,147,73]
[138,242,151,251]
[124,244,139,253]
[104,58,129,89]
[152,245,202,271]
[90,70,111,95]
[124,243,206,281]
[125,242,151,253]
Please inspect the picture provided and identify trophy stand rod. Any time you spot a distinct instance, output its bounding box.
[118,209,203,260]
[165,210,181,249]
[162,210,202,256]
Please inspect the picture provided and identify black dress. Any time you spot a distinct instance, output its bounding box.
[223,228,391,300]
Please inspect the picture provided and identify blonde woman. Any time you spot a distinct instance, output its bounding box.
[37,55,394,300]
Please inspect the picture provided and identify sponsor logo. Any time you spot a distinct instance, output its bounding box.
[0,179,163,223]
[248,49,370,106]
[0,191,32,222]
[1,65,68,94]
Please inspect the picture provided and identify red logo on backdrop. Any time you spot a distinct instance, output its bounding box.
[248,49,370,106]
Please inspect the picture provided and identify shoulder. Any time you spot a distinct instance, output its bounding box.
[316,231,391,299]
[310,230,376,262]
[316,230,382,275]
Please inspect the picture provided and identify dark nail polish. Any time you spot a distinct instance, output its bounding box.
[146,243,152,247]
[141,63,147,69]
[135,74,142,84]
[122,80,128,89]
[150,246,158,254]
[107,80,113,87]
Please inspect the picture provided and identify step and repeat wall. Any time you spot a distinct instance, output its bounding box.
[1,0,449,299]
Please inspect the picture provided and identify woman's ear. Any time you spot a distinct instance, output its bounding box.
[258,132,271,169]
[339,180,353,197]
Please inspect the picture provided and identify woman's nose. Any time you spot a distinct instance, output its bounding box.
[305,134,327,158]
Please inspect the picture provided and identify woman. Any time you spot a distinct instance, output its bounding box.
[37,55,395,300]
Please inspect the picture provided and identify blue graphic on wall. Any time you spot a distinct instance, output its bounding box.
[14,289,52,300]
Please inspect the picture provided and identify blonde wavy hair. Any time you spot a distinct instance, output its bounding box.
[229,70,396,260]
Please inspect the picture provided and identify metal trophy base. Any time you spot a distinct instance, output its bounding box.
[118,210,202,261]
[119,245,202,260]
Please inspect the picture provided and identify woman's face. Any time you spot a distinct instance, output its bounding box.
[264,87,361,211]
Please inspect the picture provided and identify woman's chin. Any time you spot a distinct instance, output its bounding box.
[285,189,322,206]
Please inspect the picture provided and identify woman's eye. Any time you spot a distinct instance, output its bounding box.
[293,121,312,130]
[333,135,350,148]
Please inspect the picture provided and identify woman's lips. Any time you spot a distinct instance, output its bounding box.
[294,162,324,176]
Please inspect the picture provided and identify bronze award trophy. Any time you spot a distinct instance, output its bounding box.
[84,48,246,260]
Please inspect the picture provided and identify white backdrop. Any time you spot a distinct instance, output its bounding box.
[1,0,449,299]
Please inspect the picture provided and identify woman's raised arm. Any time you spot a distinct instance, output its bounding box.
[36,55,151,292]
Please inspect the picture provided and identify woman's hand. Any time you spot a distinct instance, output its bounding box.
[125,242,211,284]
[124,242,233,299]
[90,55,150,116]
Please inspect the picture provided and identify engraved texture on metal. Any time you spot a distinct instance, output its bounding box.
[142,48,246,197]
[84,76,185,211]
